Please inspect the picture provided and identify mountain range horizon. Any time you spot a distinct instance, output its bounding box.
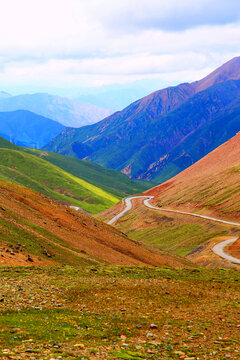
[1,2,240,358]
[44,56,240,183]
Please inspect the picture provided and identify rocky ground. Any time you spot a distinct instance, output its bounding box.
[0,266,239,359]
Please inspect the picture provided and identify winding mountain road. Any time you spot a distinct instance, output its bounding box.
[212,237,240,265]
[107,196,150,225]
[108,196,240,265]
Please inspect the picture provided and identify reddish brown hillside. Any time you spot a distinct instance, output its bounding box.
[143,57,240,117]
[146,132,240,221]
[0,180,188,267]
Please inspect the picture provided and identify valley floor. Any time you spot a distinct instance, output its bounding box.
[98,198,240,269]
[0,266,240,359]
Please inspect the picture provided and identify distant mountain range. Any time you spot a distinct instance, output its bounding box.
[0,92,112,127]
[0,110,65,148]
[44,57,240,183]
[75,78,170,111]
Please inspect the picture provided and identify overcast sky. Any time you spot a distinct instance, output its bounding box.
[0,0,240,95]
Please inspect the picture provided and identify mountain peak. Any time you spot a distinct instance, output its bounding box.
[194,56,240,92]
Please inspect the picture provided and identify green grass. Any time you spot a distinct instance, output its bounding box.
[110,209,228,257]
[127,224,227,256]
[0,147,119,214]
[204,185,240,208]
[0,308,136,346]
[0,136,151,214]
[25,148,150,197]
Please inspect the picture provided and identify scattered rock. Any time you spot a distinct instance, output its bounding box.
[74,343,85,349]
[174,351,185,356]
[43,249,52,258]
[52,342,61,348]
[146,332,154,338]
[27,255,34,262]
[147,349,156,354]
[150,323,158,329]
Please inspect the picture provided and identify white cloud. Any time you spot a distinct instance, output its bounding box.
[0,0,239,92]
[82,0,240,31]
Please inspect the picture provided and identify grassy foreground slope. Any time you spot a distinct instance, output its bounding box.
[0,266,239,359]
[0,137,149,213]
[0,180,187,267]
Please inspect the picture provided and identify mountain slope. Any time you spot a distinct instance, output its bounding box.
[45,78,240,182]
[0,110,65,148]
[144,132,240,262]
[146,131,240,221]
[25,149,149,198]
[0,147,120,214]
[0,92,112,127]
[193,56,240,92]
[100,133,240,264]
[45,57,240,182]
[0,136,149,201]
[0,180,187,267]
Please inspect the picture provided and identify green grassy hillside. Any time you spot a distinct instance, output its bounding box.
[0,137,149,213]
[0,148,120,213]
[24,148,149,198]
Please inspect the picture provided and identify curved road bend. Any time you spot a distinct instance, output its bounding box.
[212,237,240,265]
[108,196,240,265]
[107,196,150,225]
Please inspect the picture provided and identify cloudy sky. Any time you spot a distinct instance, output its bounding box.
[0,0,240,96]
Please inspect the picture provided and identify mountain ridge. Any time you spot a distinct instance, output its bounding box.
[0,92,112,127]
[44,57,240,182]
[0,109,65,148]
